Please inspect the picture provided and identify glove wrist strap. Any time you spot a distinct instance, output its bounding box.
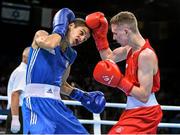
[118,77,134,95]
[95,37,109,51]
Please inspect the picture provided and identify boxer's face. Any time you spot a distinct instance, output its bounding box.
[68,24,90,46]
[111,24,129,47]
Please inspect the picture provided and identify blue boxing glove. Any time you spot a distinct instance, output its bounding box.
[70,88,106,113]
[52,8,75,38]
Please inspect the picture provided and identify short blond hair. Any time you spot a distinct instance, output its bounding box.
[110,11,138,33]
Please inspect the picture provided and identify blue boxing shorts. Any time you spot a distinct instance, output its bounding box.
[22,84,88,134]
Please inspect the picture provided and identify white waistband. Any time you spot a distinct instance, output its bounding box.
[24,83,61,100]
[126,93,158,109]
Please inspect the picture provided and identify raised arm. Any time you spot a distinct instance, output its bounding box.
[32,30,61,49]
[86,12,129,62]
[32,8,75,49]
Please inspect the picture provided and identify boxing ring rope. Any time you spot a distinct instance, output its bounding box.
[1,96,180,134]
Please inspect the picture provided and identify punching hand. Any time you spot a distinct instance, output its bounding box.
[93,60,134,95]
[52,8,75,38]
[70,88,106,113]
[86,12,109,51]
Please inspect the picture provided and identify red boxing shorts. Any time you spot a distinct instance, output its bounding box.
[108,105,163,134]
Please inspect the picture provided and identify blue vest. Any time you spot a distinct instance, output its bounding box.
[26,46,77,87]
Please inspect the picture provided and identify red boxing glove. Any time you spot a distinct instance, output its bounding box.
[86,12,109,51]
[93,60,133,95]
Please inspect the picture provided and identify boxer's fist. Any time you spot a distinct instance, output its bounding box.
[93,60,133,95]
[85,12,104,29]
[52,8,75,38]
[70,88,106,113]
[86,12,109,51]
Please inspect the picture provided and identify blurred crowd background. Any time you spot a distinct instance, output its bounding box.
[0,0,180,133]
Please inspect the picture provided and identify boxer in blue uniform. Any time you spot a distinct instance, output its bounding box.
[22,8,106,134]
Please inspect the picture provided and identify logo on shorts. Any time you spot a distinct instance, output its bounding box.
[115,126,124,133]
[45,88,55,98]
[46,88,53,94]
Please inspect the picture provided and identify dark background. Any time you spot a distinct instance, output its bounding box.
[0,0,180,133]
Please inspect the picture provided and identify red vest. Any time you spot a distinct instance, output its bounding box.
[125,39,160,93]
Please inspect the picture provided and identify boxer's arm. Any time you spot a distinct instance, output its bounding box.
[86,12,129,62]
[32,30,61,49]
[93,49,156,103]
[99,46,130,62]
[129,49,156,102]
[60,66,106,113]
[60,65,74,95]
[32,8,75,49]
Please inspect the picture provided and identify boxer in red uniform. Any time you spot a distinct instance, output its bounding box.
[86,11,163,134]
